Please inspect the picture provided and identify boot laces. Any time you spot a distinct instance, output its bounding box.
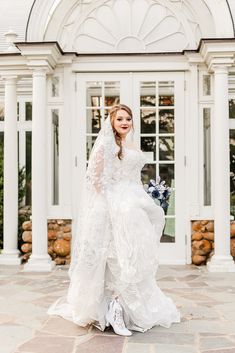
[113,304,125,328]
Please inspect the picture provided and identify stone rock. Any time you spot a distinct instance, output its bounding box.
[22,221,32,231]
[48,223,55,230]
[22,231,32,243]
[230,222,235,238]
[200,239,212,254]
[48,246,54,255]
[192,240,202,250]
[51,252,57,260]
[55,257,66,265]
[63,232,71,241]
[231,238,235,257]
[202,232,214,241]
[21,252,31,261]
[21,243,32,253]
[63,225,71,233]
[205,221,214,232]
[53,239,70,257]
[56,230,64,239]
[192,249,206,256]
[192,254,206,265]
[48,230,57,240]
[48,223,60,231]
[192,232,203,241]
[57,220,65,226]
[201,220,209,225]
[192,221,202,232]
[192,239,211,254]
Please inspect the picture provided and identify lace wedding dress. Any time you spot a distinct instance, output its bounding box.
[47,117,181,333]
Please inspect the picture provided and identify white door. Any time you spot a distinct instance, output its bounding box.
[74,72,186,264]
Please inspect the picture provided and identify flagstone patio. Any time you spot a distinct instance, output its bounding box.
[1,264,235,353]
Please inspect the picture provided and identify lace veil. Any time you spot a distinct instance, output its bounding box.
[68,115,118,278]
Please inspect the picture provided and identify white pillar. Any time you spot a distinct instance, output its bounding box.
[207,65,235,272]
[23,70,55,272]
[0,76,21,265]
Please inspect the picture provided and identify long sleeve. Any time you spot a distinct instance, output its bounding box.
[86,144,105,194]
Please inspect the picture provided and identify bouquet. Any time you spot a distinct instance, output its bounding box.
[143,176,172,212]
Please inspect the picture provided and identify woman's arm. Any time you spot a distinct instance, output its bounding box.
[86,144,105,194]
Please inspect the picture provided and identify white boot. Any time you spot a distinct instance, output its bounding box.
[105,298,132,336]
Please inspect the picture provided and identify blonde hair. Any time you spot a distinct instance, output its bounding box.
[109,104,134,160]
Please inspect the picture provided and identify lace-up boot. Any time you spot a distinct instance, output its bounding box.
[105,298,132,336]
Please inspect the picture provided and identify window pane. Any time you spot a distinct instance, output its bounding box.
[141,136,156,161]
[164,189,175,216]
[158,81,174,106]
[86,135,97,160]
[161,218,175,243]
[229,99,235,119]
[140,109,156,133]
[86,109,102,133]
[25,131,32,206]
[25,102,32,121]
[52,76,59,97]
[86,81,102,107]
[104,81,120,107]
[159,163,174,188]
[203,108,211,206]
[159,136,174,161]
[230,130,235,217]
[0,102,4,121]
[159,109,174,133]
[17,102,19,121]
[141,163,156,184]
[52,109,59,205]
[203,75,211,96]
[140,81,156,106]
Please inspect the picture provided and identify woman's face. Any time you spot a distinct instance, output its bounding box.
[113,109,133,139]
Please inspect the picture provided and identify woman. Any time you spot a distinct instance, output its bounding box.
[47,104,181,336]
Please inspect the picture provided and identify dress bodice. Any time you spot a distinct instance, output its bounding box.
[113,146,147,184]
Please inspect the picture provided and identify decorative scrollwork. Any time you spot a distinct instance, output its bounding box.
[59,0,201,53]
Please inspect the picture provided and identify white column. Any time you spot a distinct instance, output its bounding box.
[0,76,21,265]
[23,70,55,271]
[207,65,235,272]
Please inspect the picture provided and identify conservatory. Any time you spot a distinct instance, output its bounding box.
[0,0,235,272]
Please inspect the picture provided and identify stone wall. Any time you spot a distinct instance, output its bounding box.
[21,218,235,267]
[21,219,72,265]
[191,220,235,265]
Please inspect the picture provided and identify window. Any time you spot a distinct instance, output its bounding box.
[203,108,211,206]
[52,109,59,205]
[86,81,120,160]
[140,81,175,242]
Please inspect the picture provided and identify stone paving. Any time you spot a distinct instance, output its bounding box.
[1,264,235,353]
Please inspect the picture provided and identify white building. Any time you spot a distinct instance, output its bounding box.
[0,0,235,272]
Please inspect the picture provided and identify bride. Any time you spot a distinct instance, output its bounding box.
[47,103,181,336]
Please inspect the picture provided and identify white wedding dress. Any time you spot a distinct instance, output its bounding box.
[47,144,181,333]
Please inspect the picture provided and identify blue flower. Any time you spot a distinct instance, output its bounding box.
[152,189,160,198]
[144,176,172,210]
